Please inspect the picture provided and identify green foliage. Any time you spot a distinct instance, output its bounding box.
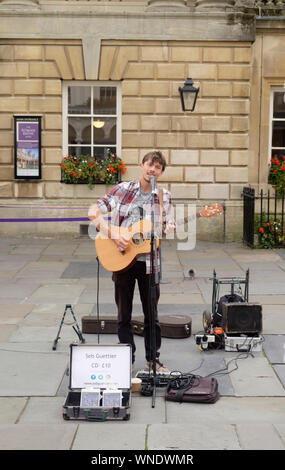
[254,212,284,249]
[60,151,126,189]
[268,156,285,196]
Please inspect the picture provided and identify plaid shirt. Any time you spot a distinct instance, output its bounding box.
[96,179,173,274]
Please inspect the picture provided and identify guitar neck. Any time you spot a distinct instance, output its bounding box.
[176,211,201,227]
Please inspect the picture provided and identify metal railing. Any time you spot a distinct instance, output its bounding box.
[243,186,285,248]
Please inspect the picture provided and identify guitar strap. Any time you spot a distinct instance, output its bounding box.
[158,188,164,231]
[158,188,164,281]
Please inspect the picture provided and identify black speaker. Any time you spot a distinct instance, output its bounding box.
[221,302,262,334]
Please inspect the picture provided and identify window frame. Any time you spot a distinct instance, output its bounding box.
[62,80,122,158]
[269,87,285,163]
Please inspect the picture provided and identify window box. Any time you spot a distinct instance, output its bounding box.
[60,152,126,189]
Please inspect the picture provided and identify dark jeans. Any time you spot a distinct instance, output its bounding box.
[112,261,161,363]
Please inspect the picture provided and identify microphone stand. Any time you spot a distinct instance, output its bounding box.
[149,177,160,408]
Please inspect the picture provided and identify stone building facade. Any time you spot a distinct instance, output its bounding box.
[0,0,285,240]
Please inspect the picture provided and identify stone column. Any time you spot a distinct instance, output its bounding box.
[146,0,188,11]
[195,0,235,9]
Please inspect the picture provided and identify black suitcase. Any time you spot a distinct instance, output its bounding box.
[132,314,192,338]
[63,343,131,421]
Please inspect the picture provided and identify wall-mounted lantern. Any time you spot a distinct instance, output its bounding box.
[179,78,199,112]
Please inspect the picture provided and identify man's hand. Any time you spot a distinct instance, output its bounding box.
[163,221,176,235]
[114,235,129,252]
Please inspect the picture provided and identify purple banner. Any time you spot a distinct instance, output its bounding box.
[18,122,39,141]
[15,117,41,179]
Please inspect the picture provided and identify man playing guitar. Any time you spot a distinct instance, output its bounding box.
[89,151,174,373]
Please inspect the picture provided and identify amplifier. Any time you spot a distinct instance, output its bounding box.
[221,302,262,334]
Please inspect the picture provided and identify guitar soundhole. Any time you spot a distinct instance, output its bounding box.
[132,232,144,245]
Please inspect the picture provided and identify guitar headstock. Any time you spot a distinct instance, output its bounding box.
[200,204,223,218]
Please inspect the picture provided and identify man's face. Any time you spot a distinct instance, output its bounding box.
[140,158,164,184]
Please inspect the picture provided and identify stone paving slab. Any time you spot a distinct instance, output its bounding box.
[261,307,285,334]
[0,346,68,396]
[236,423,285,450]
[0,325,18,342]
[0,398,28,424]
[147,423,240,450]
[0,281,39,300]
[251,295,285,304]
[275,424,285,445]
[61,261,111,279]
[29,283,86,303]
[273,365,285,388]
[0,269,18,278]
[166,396,285,424]
[249,282,285,295]
[72,423,147,450]
[41,242,80,256]
[15,261,69,279]
[228,356,285,396]
[238,262,284,272]
[0,303,34,324]
[263,335,285,363]
[18,397,68,424]
[230,251,282,263]
[7,325,80,344]
[0,424,77,450]
[90,303,207,317]
[179,257,241,268]
[22,303,92,326]
[158,293,204,304]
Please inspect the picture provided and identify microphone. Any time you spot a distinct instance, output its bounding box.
[150,176,156,194]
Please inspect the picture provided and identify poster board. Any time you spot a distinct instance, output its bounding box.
[69,344,132,390]
[14,115,42,180]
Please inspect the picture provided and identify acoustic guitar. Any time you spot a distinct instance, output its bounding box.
[95,204,223,272]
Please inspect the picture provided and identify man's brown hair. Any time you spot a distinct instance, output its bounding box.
[142,151,166,172]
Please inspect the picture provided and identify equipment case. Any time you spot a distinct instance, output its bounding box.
[82,314,192,338]
[82,316,118,334]
[63,343,132,421]
[224,334,263,353]
[132,314,192,339]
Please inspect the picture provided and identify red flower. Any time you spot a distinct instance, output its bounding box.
[88,163,92,167]
[266,222,270,227]
[259,227,264,234]
[274,169,278,173]
[73,173,77,177]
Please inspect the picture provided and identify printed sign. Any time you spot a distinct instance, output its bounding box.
[14,116,41,179]
[70,344,131,390]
